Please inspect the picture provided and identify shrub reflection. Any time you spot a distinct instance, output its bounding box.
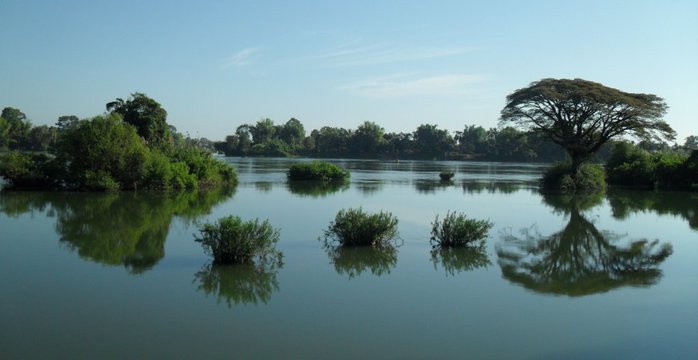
[326,246,398,279]
[194,260,282,307]
[431,246,490,276]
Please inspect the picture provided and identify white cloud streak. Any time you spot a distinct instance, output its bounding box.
[223,47,260,68]
[339,73,484,98]
[310,43,472,67]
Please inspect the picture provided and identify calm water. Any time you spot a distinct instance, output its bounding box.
[1,158,696,359]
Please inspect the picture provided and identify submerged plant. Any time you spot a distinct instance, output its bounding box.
[195,215,282,264]
[430,211,493,248]
[323,207,399,247]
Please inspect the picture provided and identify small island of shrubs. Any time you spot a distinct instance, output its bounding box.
[323,207,399,247]
[195,215,282,264]
[430,211,493,248]
[287,161,349,182]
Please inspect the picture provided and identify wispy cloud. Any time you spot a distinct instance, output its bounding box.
[339,73,484,98]
[310,43,472,67]
[223,47,260,68]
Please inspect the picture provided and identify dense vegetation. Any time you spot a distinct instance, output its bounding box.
[195,215,282,264]
[323,208,399,247]
[606,143,698,190]
[0,95,236,191]
[287,161,350,181]
[430,211,493,248]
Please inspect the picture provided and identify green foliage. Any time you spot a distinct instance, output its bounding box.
[0,151,56,189]
[606,142,696,190]
[0,117,10,149]
[1,111,236,191]
[606,142,655,187]
[323,207,399,247]
[195,215,282,264]
[287,161,349,181]
[430,211,493,248]
[54,113,150,190]
[106,93,170,148]
[439,171,455,181]
[542,162,606,192]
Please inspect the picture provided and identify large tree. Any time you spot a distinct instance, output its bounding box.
[500,78,674,173]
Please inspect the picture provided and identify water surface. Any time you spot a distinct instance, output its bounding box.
[1,158,696,359]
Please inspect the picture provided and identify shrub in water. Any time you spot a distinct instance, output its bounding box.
[542,161,606,192]
[439,171,455,181]
[195,215,281,264]
[323,207,399,247]
[430,211,493,248]
[288,161,349,181]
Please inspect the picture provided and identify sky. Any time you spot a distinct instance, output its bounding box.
[1,0,696,142]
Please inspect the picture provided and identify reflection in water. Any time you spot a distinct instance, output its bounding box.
[254,181,273,193]
[607,189,698,230]
[326,246,398,279]
[461,181,523,194]
[0,187,234,274]
[431,246,491,276]
[194,260,282,308]
[497,193,673,296]
[413,179,456,194]
[286,180,349,198]
[355,180,384,196]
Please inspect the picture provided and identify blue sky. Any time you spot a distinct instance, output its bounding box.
[1,0,696,142]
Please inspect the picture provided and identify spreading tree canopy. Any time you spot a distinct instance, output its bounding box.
[500,78,674,173]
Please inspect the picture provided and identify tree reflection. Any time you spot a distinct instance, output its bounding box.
[497,192,673,296]
[0,187,234,274]
[194,260,282,308]
[286,180,349,198]
[431,245,491,276]
[326,246,398,279]
[607,189,698,230]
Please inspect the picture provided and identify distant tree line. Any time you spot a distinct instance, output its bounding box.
[213,118,696,163]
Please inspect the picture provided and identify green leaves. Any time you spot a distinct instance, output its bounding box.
[430,211,493,248]
[196,215,282,265]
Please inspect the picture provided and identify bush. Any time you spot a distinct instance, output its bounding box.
[195,216,281,264]
[0,151,56,189]
[288,161,349,181]
[430,211,493,248]
[542,162,606,192]
[439,171,455,181]
[606,142,655,188]
[323,207,399,247]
